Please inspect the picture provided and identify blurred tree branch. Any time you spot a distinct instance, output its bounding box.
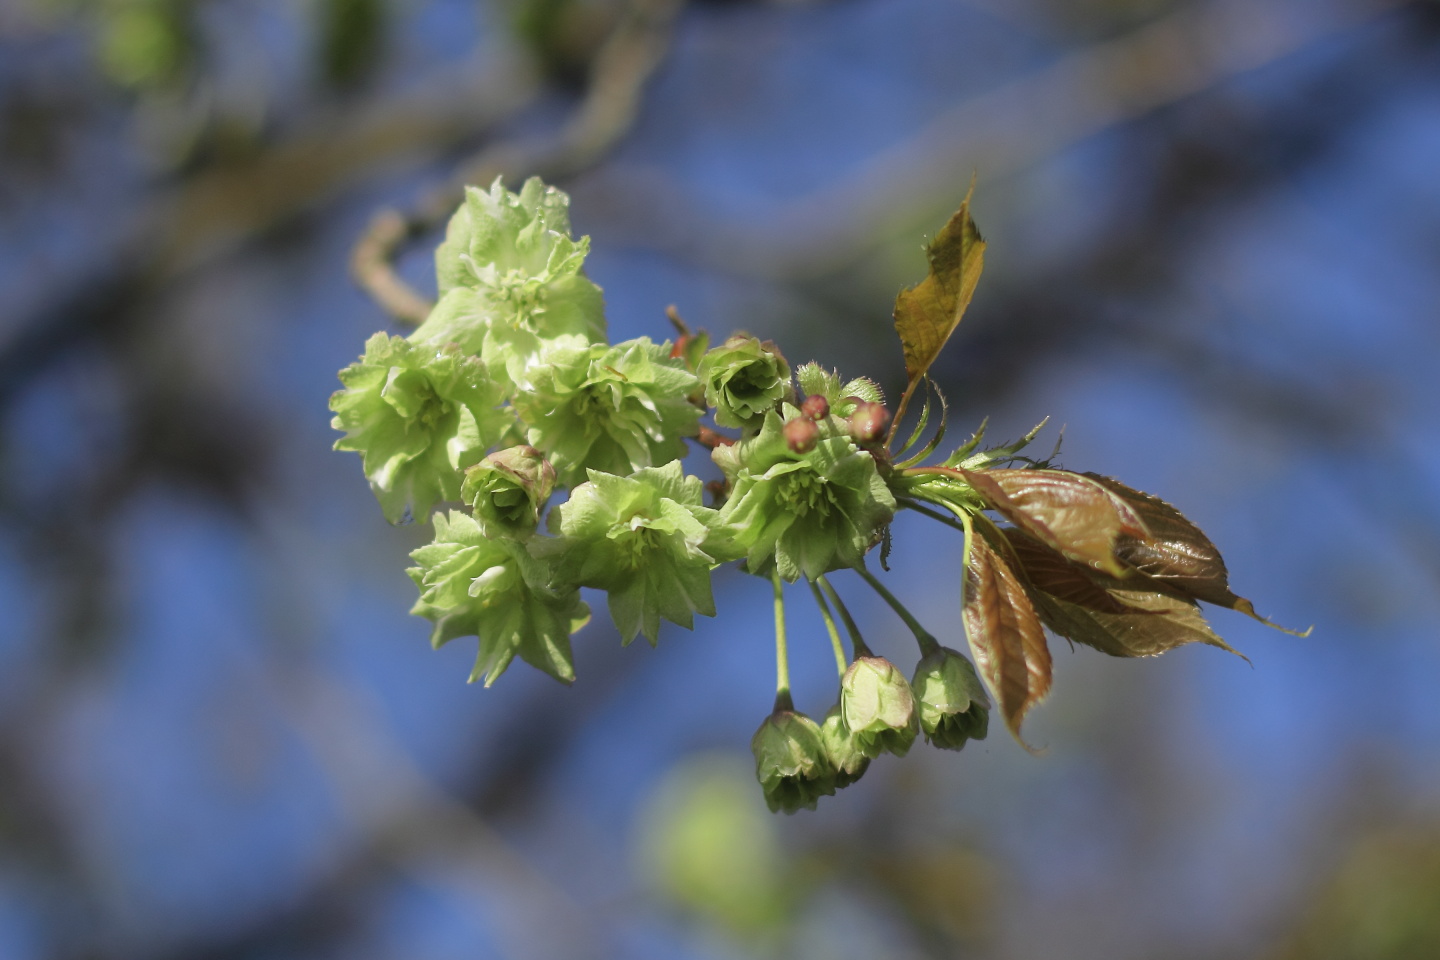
[581,0,1416,279]
[352,0,688,324]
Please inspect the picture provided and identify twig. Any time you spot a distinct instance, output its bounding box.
[350,209,435,325]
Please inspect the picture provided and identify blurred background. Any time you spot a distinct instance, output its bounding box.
[3,0,1440,957]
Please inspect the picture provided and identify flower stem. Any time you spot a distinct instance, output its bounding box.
[810,580,849,676]
[853,565,941,657]
[898,497,970,533]
[817,575,871,659]
[772,570,793,712]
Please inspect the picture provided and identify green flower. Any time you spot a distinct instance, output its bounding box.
[696,335,792,430]
[716,411,895,581]
[407,511,589,686]
[331,334,516,523]
[818,705,870,788]
[541,462,736,645]
[751,710,835,814]
[410,178,606,390]
[460,445,556,539]
[911,647,990,750]
[840,656,920,759]
[514,337,702,489]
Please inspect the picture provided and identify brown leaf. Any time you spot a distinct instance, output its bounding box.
[963,468,1148,577]
[1039,586,1242,659]
[1082,474,1309,635]
[893,181,986,386]
[1002,528,1243,659]
[962,532,1051,743]
[1001,528,1134,614]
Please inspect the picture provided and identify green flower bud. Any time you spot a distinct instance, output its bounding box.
[411,178,606,391]
[697,335,793,430]
[848,401,890,446]
[911,646,991,750]
[783,417,819,454]
[818,705,870,788]
[751,710,836,814]
[407,511,590,686]
[540,461,738,645]
[460,445,555,539]
[515,337,702,489]
[330,334,517,523]
[717,411,896,582]
[840,655,920,758]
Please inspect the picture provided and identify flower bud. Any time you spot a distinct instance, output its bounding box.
[848,402,890,446]
[751,710,836,814]
[840,655,920,759]
[819,705,870,789]
[461,445,555,539]
[800,394,829,420]
[783,417,819,454]
[911,646,991,750]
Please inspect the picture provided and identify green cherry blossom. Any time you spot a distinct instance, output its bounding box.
[696,335,793,430]
[840,655,920,759]
[541,461,736,645]
[716,410,895,582]
[407,510,589,686]
[410,178,606,391]
[330,334,516,523]
[818,704,870,788]
[514,337,701,489]
[911,646,991,750]
[460,445,556,539]
[751,710,836,814]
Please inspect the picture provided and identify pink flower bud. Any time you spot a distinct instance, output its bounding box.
[800,394,829,420]
[784,417,820,454]
[848,402,890,445]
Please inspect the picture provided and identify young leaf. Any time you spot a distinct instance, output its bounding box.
[961,524,1051,743]
[998,527,1134,614]
[945,417,1050,471]
[1082,474,1309,635]
[962,468,1148,577]
[944,417,988,465]
[1002,529,1244,659]
[893,181,986,387]
[896,379,951,467]
[896,379,934,458]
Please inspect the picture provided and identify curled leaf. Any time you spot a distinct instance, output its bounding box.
[962,527,1051,744]
[1082,474,1309,636]
[963,468,1147,577]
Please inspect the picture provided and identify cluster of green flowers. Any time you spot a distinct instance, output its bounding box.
[333,178,1295,813]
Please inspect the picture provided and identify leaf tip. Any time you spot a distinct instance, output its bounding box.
[1007,723,1047,757]
[1234,597,1312,637]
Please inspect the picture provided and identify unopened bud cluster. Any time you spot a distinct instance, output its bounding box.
[752,646,989,814]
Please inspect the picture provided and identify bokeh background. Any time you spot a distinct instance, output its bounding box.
[3,0,1440,957]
